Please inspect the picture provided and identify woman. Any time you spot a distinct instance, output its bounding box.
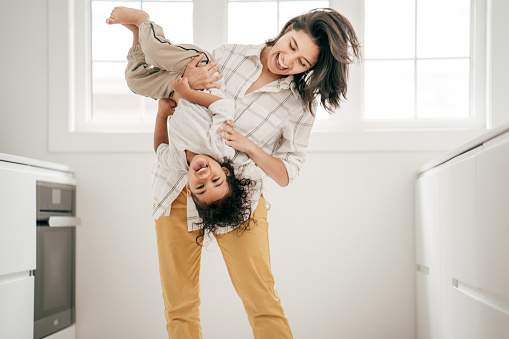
[109,7,360,339]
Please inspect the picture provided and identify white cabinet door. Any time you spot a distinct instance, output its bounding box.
[0,276,34,339]
[416,171,441,339]
[439,150,478,286]
[0,166,36,276]
[476,137,509,302]
[438,149,478,339]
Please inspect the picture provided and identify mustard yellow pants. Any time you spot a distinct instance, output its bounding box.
[154,189,293,339]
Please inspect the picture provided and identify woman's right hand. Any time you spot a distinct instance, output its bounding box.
[182,54,223,90]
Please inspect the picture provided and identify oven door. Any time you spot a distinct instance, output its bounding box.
[34,225,75,339]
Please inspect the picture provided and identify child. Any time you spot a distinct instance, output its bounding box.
[153,96,260,242]
[106,7,263,241]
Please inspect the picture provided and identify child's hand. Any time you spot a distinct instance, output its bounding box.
[157,98,176,119]
[171,77,193,100]
[220,121,255,154]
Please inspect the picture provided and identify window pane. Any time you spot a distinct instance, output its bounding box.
[364,60,414,119]
[315,104,329,120]
[143,97,159,121]
[364,0,415,59]
[228,2,278,44]
[417,59,470,119]
[417,0,470,58]
[92,1,142,61]
[141,2,193,44]
[279,1,329,31]
[92,61,145,121]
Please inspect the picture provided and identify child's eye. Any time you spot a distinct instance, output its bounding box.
[197,185,204,189]
[213,178,219,182]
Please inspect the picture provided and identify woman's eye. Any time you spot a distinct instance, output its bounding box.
[289,43,295,51]
[300,61,306,67]
[213,178,219,182]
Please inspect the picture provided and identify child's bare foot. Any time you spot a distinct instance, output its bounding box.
[105,7,149,27]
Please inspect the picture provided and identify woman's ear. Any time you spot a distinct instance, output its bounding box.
[222,167,231,176]
[186,182,191,196]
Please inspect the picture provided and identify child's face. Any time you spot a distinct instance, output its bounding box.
[187,155,230,205]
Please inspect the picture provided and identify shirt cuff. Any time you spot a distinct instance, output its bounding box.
[281,159,299,185]
[209,99,235,120]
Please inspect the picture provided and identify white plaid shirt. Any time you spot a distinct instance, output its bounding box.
[153,43,315,230]
[214,43,316,184]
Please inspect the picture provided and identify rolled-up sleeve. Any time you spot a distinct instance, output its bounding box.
[272,108,315,184]
[208,99,236,160]
[211,44,226,67]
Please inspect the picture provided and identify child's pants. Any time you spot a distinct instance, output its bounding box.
[125,21,215,100]
[154,188,293,339]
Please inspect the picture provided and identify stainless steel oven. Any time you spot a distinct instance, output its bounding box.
[34,181,79,339]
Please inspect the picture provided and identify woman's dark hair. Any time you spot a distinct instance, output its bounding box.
[266,8,361,114]
[190,159,257,245]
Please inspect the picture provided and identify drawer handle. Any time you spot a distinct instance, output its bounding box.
[48,216,81,227]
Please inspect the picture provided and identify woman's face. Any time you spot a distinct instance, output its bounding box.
[266,29,320,76]
[187,155,230,205]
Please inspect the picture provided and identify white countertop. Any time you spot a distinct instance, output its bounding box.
[0,153,72,173]
[419,121,509,174]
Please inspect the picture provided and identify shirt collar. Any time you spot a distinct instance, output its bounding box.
[245,44,265,57]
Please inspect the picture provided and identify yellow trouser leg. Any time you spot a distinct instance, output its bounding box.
[155,189,203,339]
[215,196,294,339]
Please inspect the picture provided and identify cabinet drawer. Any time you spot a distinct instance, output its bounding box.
[416,271,441,339]
[0,167,36,275]
[0,275,34,339]
[451,286,509,339]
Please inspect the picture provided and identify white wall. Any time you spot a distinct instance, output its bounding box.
[1,1,508,338]
[489,0,509,128]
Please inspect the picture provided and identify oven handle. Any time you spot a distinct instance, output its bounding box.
[48,216,81,227]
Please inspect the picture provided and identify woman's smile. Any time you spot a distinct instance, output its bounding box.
[275,53,289,71]
[266,29,320,76]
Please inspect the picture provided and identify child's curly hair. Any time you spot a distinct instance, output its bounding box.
[190,159,258,245]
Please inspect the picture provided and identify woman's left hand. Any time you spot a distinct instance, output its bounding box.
[220,121,255,154]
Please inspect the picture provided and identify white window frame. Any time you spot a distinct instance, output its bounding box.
[49,0,489,153]
[357,0,487,131]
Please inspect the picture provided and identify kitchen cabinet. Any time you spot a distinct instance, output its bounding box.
[476,136,509,301]
[0,276,34,339]
[0,166,36,277]
[0,154,75,339]
[415,170,441,339]
[416,125,509,339]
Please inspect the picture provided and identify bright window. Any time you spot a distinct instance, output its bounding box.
[228,1,329,44]
[89,1,193,129]
[81,0,331,132]
[227,1,330,120]
[362,0,485,129]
